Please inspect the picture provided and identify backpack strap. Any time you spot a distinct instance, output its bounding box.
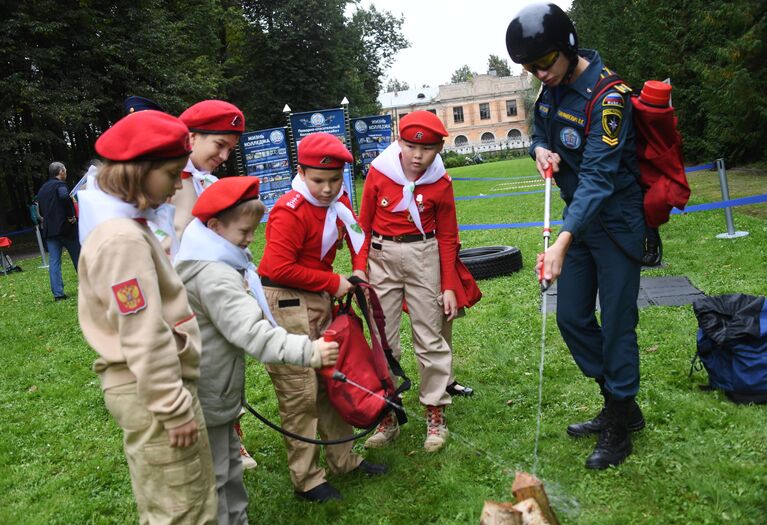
[584,72,626,137]
[348,276,412,424]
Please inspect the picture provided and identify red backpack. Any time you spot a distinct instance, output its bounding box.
[584,74,691,228]
[318,278,410,429]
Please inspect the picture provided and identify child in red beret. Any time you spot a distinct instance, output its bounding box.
[357,110,480,452]
[258,132,388,503]
[172,100,245,242]
[174,176,339,523]
[76,110,218,523]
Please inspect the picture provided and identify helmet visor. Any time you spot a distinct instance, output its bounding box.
[523,50,560,74]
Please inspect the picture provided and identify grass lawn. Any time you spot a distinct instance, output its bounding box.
[1,158,766,524]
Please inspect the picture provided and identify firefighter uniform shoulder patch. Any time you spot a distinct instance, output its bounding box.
[112,278,147,315]
[601,107,623,147]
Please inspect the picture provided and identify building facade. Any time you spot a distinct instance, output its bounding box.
[378,72,534,154]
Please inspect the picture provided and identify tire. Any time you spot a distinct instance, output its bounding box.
[459,246,523,280]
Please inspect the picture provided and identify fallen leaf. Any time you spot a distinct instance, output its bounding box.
[645,345,659,353]
[28,385,38,392]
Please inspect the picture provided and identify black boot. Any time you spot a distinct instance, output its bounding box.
[567,381,645,438]
[585,397,633,470]
[642,227,662,267]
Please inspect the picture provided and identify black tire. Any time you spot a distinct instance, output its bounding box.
[459,246,523,280]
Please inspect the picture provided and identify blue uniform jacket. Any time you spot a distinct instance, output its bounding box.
[529,49,641,239]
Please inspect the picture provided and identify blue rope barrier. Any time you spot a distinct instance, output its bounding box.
[0,226,36,238]
[459,193,767,232]
[455,189,545,201]
[671,194,767,214]
[684,163,715,173]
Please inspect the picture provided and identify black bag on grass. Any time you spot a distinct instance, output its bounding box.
[691,294,767,404]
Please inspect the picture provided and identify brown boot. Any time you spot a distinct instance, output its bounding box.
[364,411,400,449]
[424,405,449,452]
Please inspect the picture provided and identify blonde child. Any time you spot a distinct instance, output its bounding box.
[77,110,217,523]
[175,176,339,523]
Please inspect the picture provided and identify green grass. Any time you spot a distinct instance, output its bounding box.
[1,158,766,524]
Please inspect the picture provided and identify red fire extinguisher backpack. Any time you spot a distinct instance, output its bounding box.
[318,278,411,429]
[584,75,691,228]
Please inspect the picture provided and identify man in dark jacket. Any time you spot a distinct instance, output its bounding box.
[37,161,80,300]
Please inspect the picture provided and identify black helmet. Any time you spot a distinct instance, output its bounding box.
[505,3,578,64]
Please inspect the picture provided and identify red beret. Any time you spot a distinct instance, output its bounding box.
[297,132,353,169]
[399,111,448,144]
[95,110,192,162]
[192,176,261,223]
[180,100,245,134]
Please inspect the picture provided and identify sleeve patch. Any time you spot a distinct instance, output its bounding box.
[285,192,303,210]
[602,92,625,108]
[112,278,147,315]
[601,108,623,147]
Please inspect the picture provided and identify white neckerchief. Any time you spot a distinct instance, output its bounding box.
[184,158,219,197]
[176,218,277,327]
[290,175,365,259]
[370,141,446,234]
[77,166,177,256]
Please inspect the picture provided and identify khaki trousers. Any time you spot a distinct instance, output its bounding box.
[103,382,217,525]
[263,287,362,492]
[368,236,452,407]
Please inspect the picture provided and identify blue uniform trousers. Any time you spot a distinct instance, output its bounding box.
[556,196,643,400]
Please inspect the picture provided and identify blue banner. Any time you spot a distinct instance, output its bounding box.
[351,115,392,177]
[288,109,355,205]
[239,127,292,217]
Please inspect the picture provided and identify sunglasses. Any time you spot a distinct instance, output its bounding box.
[523,50,560,74]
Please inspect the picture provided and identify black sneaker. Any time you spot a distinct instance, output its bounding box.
[353,459,388,476]
[295,482,342,503]
[54,294,69,301]
[446,380,474,397]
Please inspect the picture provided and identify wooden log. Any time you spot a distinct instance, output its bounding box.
[511,472,560,525]
[479,500,523,525]
[511,498,548,525]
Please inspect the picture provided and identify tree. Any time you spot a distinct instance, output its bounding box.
[385,78,410,92]
[488,54,511,77]
[450,65,476,84]
[569,0,767,163]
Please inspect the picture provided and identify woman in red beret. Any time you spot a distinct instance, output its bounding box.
[76,110,218,524]
[172,100,245,242]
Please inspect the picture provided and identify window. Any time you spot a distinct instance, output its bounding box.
[506,99,518,117]
[454,135,468,146]
[453,106,464,123]
[481,132,495,143]
[427,109,437,114]
[507,129,522,140]
[479,103,490,120]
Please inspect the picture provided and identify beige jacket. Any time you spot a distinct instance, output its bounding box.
[78,218,200,430]
[176,260,319,426]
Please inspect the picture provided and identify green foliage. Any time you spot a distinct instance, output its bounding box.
[0,0,408,223]
[2,159,766,523]
[450,64,476,84]
[569,0,767,164]
[385,78,410,92]
[487,54,511,77]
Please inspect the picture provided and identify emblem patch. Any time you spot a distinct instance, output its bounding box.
[231,115,241,127]
[537,103,551,118]
[602,108,623,147]
[602,92,625,108]
[320,156,332,165]
[559,127,582,150]
[414,131,424,140]
[112,278,146,315]
[380,197,389,207]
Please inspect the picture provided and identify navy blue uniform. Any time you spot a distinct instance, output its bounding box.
[530,49,643,399]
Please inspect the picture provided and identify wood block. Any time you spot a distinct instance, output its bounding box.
[511,498,548,525]
[479,500,523,525]
[511,472,560,525]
